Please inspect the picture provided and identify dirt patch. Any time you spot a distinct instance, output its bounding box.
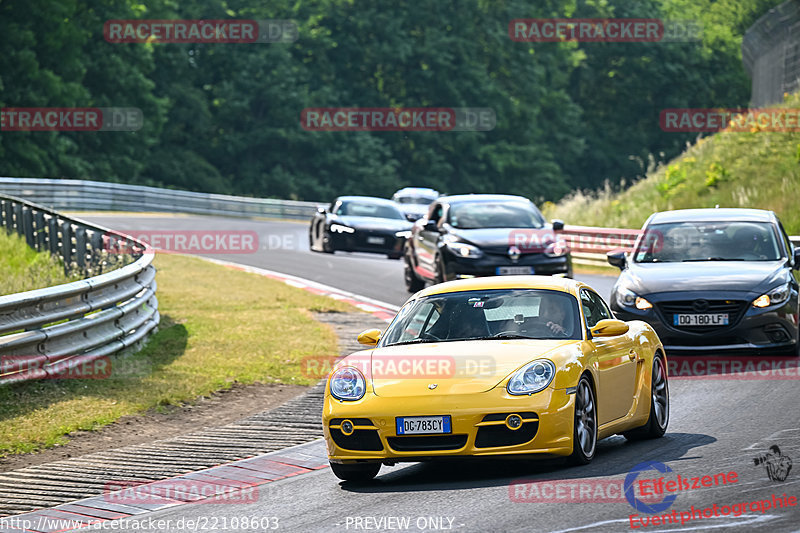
[0,382,306,472]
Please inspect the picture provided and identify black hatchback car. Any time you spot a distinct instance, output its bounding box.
[608,208,800,355]
[309,196,413,259]
[403,194,571,291]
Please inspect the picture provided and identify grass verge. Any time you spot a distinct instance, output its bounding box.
[0,231,81,296]
[0,253,353,457]
[543,92,800,233]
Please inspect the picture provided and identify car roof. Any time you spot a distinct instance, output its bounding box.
[647,208,777,225]
[336,196,401,206]
[393,187,439,197]
[415,275,593,298]
[436,194,533,204]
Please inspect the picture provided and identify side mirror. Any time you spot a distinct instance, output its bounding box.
[590,319,629,337]
[423,220,439,232]
[405,213,421,222]
[551,219,564,231]
[794,248,800,270]
[357,329,382,346]
[316,205,327,214]
[607,250,627,270]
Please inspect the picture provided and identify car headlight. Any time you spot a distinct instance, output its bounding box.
[330,223,355,234]
[544,239,569,258]
[616,287,653,310]
[753,282,792,308]
[330,367,366,401]
[507,359,555,395]
[444,240,483,258]
[395,230,412,239]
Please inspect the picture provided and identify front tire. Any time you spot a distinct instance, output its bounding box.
[329,461,380,482]
[623,354,669,441]
[568,375,597,465]
[434,254,448,284]
[321,229,335,253]
[404,254,425,292]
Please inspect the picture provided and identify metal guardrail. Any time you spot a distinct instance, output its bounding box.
[1,176,797,267]
[0,194,159,386]
[0,177,319,220]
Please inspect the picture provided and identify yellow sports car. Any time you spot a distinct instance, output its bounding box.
[323,276,669,481]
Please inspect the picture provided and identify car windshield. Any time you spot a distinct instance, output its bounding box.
[380,289,582,346]
[448,202,545,229]
[633,221,783,263]
[395,196,435,205]
[337,201,405,220]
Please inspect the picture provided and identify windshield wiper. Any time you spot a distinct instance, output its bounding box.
[682,257,745,262]
[387,338,439,346]
[476,334,534,340]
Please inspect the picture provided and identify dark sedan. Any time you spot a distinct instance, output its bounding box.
[608,208,800,355]
[403,194,571,291]
[309,196,413,259]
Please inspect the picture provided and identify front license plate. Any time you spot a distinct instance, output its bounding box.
[673,313,729,326]
[496,266,533,275]
[366,236,384,245]
[396,416,451,435]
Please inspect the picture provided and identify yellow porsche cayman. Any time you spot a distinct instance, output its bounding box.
[323,276,669,481]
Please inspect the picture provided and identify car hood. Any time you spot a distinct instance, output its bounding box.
[622,260,789,295]
[340,339,579,397]
[335,215,412,231]
[448,227,555,249]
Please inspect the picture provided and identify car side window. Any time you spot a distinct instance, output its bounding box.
[580,289,612,328]
[429,203,443,223]
[777,221,793,258]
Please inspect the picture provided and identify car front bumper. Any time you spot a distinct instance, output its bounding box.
[330,230,405,256]
[612,293,799,354]
[441,250,572,279]
[323,386,576,463]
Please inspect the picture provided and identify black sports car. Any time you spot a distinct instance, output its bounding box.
[309,196,413,259]
[608,208,800,355]
[403,194,571,291]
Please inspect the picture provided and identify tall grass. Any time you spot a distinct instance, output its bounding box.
[0,231,81,296]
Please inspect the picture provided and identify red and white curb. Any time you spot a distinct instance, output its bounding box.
[2,440,329,533]
[200,258,401,322]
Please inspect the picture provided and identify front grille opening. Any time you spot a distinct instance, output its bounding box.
[475,421,538,448]
[330,429,384,451]
[657,300,746,333]
[329,418,374,426]
[387,435,468,452]
[480,412,537,422]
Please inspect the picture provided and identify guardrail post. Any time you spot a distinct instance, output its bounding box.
[34,211,46,251]
[22,206,34,248]
[89,230,103,273]
[13,203,23,235]
[61,221,73,274]
[47,215,59,255]
[75,227,87,271]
